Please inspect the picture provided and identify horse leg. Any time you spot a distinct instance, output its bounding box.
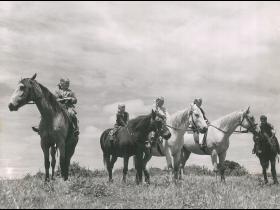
[41,140,50,182]
[260,159,269,184]
[109,155,118,183]
[271,158,279,185]
[143,152,152,184]
[51,145,56,180]
[173,150,182,182]
[58,145,66,180]
[104,154,112,182]
[211,149,218,179]
[122,156,129,184]
[64,136,78,181]
[165,148,173,181]
[179,147,191,180]
[218,151,227,183]
[135,153,144,185]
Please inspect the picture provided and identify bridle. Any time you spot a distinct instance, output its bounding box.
[209,112,256,134]
[25,80,42,105]
[165,110,202,132]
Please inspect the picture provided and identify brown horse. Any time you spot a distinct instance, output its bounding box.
[9,74,78,181]
[100,110,169,184]
[253,128,279,185]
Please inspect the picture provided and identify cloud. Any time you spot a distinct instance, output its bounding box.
[1,2,280,176]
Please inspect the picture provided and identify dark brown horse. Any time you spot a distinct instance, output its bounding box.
[9,74,78,181]
[253,128,279,185]
[100,110,169,184]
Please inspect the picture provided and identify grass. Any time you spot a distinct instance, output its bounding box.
[0,162,279,209]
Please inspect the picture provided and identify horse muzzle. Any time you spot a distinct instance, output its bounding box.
[199,127,208,134]
[8,103,19,111]
[145,141,152,149]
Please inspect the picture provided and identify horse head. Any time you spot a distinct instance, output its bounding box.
[189,103,208,134]
[9,73,42,111]
[151,110,171,139]
[240,106,257,133]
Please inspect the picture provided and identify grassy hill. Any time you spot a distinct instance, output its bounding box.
[0,162,279,209]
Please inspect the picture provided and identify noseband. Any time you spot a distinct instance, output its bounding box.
[239,113,256,133]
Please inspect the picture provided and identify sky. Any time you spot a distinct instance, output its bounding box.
[0,1,280,178]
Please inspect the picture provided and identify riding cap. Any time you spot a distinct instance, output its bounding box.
[118,104,125,109]
[156,96,164,103]
[193,98,202,105]
[58,78,70,86]
[260,115,267,120]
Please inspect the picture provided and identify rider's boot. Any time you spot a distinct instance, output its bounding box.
[72,116,80,136]
[32,126,40,134]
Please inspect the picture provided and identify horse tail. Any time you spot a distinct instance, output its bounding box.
[103,153,108,168]
[100,129,111,168]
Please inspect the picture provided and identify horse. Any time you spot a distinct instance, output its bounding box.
[141,103,208,183]
[180,107,256,182]
[253,128,279,184]
[8,74,78,181]
[100,110,170,184]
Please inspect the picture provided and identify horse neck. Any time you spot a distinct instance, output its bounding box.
[128,115,151,137]
[34,85,61,120]
[168,108,189,134]
[213,111,242,135]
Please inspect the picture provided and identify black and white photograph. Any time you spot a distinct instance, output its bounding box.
[0,1,280,209]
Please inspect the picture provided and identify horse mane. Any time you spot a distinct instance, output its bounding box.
[128,114,151,132]
[37,83,66,113]
[21,78,67,115]
[169,108,189,128]
[213,111,243,128]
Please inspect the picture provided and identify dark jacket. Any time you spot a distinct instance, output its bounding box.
[116,111,129,127]
[260,123,274,138]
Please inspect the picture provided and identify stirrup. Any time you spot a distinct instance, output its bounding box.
[32,127,40,133]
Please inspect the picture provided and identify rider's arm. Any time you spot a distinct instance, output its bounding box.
[125,112,129,125]
[269,123,276,136]
[116,113,126,126]
[55,90,63,99]
[69,92,77,104]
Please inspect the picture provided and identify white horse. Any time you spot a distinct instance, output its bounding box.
[180,107,256,182]
[142,103,208,183]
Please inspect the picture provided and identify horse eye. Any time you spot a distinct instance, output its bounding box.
[19,85,25,91]
[195,113,199,118]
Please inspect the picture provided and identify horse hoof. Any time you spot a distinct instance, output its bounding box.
[45,178,50,182]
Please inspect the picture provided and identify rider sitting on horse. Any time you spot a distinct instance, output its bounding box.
[192,98,209,148]
[109,104,129,142]
[32,78,79,136]
[253,115,280,154]
[152,97,170,142]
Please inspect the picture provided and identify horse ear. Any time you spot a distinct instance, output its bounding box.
[31,73,37,80]
[151,109,156,119]
[246,106,250,114]
[190,103,194,110]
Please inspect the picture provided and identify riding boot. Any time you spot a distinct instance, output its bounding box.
[72,116,79,136]
[32,126,40,134]
[252,144,256,154]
